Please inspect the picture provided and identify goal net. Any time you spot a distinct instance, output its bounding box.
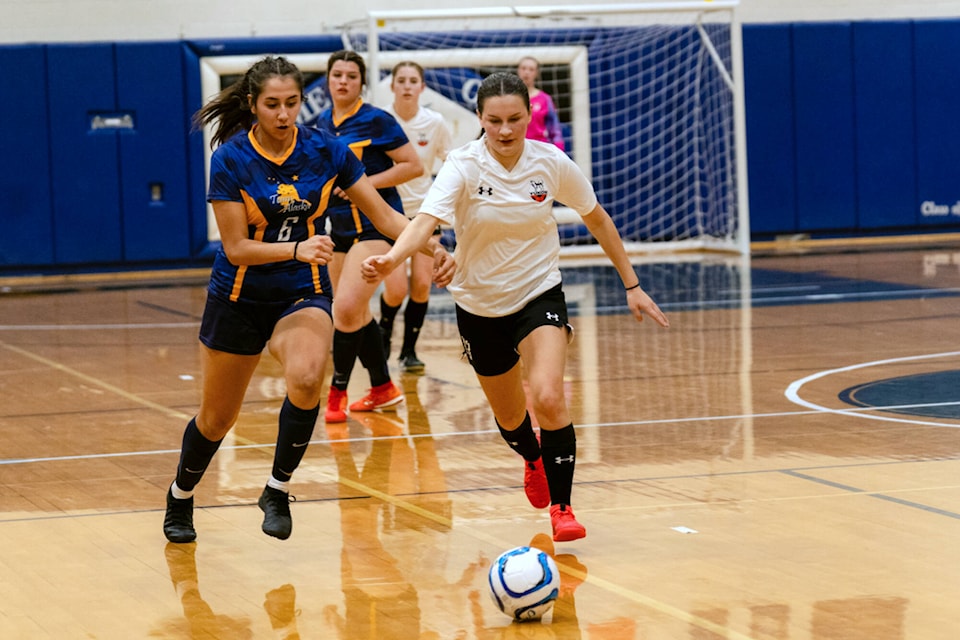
[342,1,749,257]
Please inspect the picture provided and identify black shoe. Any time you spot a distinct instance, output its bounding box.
[399,352,425,373]
[259,486,294,540]
[164,488,197,543]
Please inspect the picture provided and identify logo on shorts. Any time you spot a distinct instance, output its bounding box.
[460,335,474,363]
[555,455,575,464]
[529,179,548,203]
[546,311,560,323]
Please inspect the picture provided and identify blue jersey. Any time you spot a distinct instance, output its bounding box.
[316,100,408,240]
[206,125,365,303]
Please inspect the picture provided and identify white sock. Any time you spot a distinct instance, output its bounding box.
[267,477,290,493]
[170,481,193,500]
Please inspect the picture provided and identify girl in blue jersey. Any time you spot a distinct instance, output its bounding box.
[316,50,425,423]
[361,72,669,542]
[162,56,452,544]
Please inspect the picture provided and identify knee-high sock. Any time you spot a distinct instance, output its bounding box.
[379,295,401,337]
[331,328,362,390]
[497,412,540,462]
[357,319,390,387]
[540,423,577,506]
[174,417,223,492]
[401,299,428,355]
[271,396,320,483]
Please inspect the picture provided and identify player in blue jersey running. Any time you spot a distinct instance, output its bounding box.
[162,56,452,544]
[316,50,426,423]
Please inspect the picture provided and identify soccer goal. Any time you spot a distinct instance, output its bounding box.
[341,1,749,257]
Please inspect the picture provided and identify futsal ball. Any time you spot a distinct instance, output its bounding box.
[488,546,560,621]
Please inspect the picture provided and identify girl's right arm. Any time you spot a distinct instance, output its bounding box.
[361,213,443,283]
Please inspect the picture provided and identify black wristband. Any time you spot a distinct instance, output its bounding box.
[625,282,641,291]
[293,241,300,261]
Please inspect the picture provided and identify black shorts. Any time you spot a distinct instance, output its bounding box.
[198,292,333,355]
[455,283,570,377]
[329,209,395,253]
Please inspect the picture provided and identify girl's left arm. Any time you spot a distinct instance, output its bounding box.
[581,203,669,328]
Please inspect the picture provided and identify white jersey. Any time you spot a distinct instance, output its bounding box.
[385,104,453,216]
[421,138,598,317]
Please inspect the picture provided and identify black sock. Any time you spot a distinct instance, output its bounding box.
[331,328,362,390]
[357,319,390,387]
[379,295,401,335]
[401,299,428,356]
[497,412,540,462]
[175,417,223,492]
[540,424,577,506]
[272,396,319,482]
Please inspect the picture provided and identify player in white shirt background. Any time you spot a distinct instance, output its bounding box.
[361,71,669,542]
[380,61,454,373]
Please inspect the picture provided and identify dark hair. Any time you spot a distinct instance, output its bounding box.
[326,49,367,87]
[193,55,303,148]
[391,60,425,82]
[476,72,530,114]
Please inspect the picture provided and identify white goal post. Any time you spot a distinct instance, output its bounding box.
[347,1,750,257]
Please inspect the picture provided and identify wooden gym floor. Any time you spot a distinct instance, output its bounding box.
[1,236,959,639]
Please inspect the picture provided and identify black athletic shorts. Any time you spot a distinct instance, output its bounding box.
[199,292,333,356]
[330,222,395,253]
[455,283,571,377]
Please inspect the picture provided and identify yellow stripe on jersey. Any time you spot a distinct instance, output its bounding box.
[305,177,336,294]
[229,190,270,302]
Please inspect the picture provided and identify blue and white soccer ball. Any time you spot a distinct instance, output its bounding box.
[488,546,560,621]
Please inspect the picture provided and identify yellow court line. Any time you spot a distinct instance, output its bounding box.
[332,471,755,639]
[751,231,960,252]
[0,339,262,448]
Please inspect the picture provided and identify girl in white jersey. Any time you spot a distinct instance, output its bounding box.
[379,61,454,373]
[362,72,669,542]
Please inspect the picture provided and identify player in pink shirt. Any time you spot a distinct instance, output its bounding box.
[517,56,565,151]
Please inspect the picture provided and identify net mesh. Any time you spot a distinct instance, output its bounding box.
[344,5,742,255]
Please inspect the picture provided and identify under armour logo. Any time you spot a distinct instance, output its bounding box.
[555,455,575,464]
[546,311,560,322]
[478,185,493,196]
[460,335,473,363]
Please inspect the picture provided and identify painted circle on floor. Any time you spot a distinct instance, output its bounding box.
[838,370,960,419]
[786,351,960,428]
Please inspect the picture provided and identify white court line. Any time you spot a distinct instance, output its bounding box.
[785,350,960,429]
[4,402,960,467]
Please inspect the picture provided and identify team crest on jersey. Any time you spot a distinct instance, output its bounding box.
[529,179,548,203]
[417,133,429,147]
[273,183,312,213]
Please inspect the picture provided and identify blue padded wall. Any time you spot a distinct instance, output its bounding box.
[181,43,211,257]
[852,21,917,229]
[116,42,192,261]
[913,20,960,228]
[47,43,124,264]
[0,46,54,266]
[742,24,796,235]
[791,22,857,232]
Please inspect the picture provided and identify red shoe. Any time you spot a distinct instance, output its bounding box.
[325,387,348,423]
[349,381,403,412]
[550,504,586,542]
[524,457,550,509]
